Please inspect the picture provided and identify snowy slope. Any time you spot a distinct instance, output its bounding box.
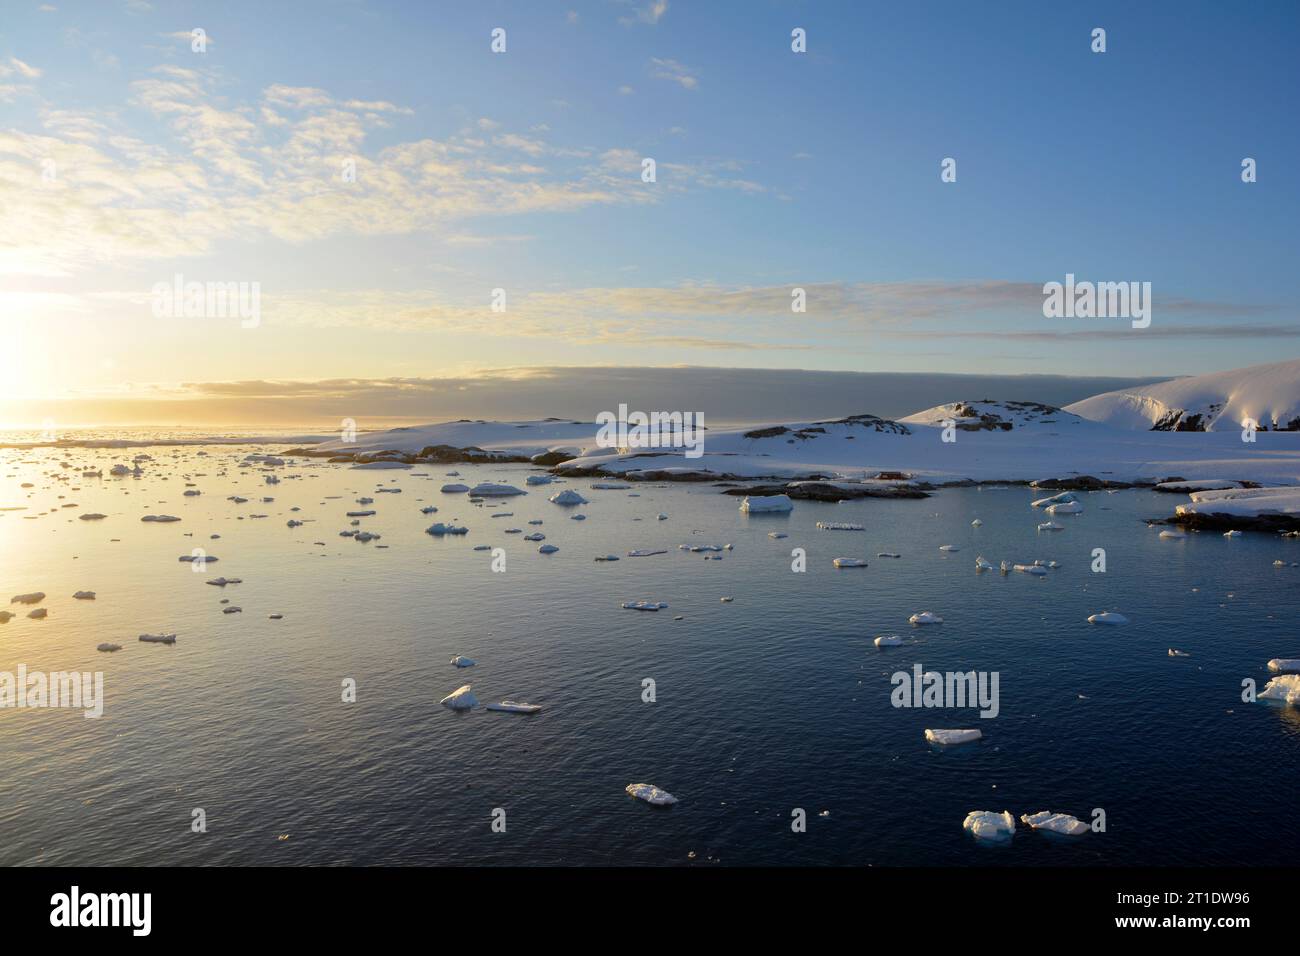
[1065,359,1300,432]
[900,400,1088,431]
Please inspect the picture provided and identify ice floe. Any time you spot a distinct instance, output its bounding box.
[909,611,943,625]
[450,655,476,668]
[874,635,904,647]
[96,643,122,652]
[739,494,794,513]
[549,489,588,506]
[138,633,176,644]
[925,728,982,745]
[1267,659,1300,674]
[625,783,678,806]
[486,701,543,714]
[11,592,45,605]
[622,601,669,611]
[470,482,526,497]
[141,514,181,523]
[1087,611,1129,625]
[817,522,864,531]
[73,591,96,600]
[963,810,1016,841]
[441,483,470,493]
[1019,811,1088,835]
[538,544,559,554]
[832,557,868,568]
[1045,500,1084,514]
[426,522,468,535]
[1259,675,1300,706]
[440,684,478,710]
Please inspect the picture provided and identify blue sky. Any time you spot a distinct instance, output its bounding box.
[1,0,1297,422]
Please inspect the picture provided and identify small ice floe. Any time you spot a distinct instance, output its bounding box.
[681,544,724,553]
[571,514,587,521]
[627,549,667,557]
[523,532,545,541]
[96,643,122,652]
[490,512,514,519]
[269,614,283,620]
[1037,521,1063,532]
[346,510,376,517]
[354,532,381,543]
[1045,500,1084,515]
[1159,528,1187,539]
[1223,530,1242,537]
[178,554,218,564]
[139,633,176,644]
[1020,811,1088,836]
[874,635,904,647]
[1267,659,1300,674]
[525,475,554,486]
[963,810,1016,842]
[141,514,181,523]
[223,606,242,614]
[877,552,901,559]
[622,601,669,611]
[591,482,631,490]
[28,608,47,619]
[473,545,491,551]
[925,728,982,746]
[420,506,438,515]
[79,513,107,521]
[110,464,131,476]
[817,522,864,531]
[73,591,96,600]
[538,544,559,554]
[205,578,242,587]
[939,545,960,552]
[450,655,476,668]
[720,596,734,603]
[11,592,45,605]
[625,783,677,806]
[528,520,543,525]
[1087,611,1129,625]
[356,497,375,505]
[975,556,995,572]
[426,523,468,535]
[999,560,1011,574]
[287,519,303,528]
[549,489,588,506]
[1013,564,1048,576]
[595,554,620,562]
[470,482,526,497]
[909,611,943,625]
[739,494,794,513]
[832,557,868,568]
[1168,649,1191,657]
[0,612,12,624]
[353,461,410,470]
[768,532,788,539]
[657,513,668,521]
[971,518,983,527]
[441,483,470,493]
[1031,491,1076,508]
[1259,675,1300,706]
[440,684,478,710]
[486,700,542,714]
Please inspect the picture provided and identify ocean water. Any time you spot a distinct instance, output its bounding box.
[1,447,1297,866]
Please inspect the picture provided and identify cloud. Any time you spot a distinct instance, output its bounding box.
[620,1,668,26]
[650,57,697,89]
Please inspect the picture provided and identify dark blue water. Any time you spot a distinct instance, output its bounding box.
[2,453,1297,865]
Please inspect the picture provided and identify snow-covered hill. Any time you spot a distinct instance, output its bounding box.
[900,400,1088,431]
[1065,359,1300,432]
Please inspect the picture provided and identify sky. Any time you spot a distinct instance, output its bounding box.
[1,0,1297,426]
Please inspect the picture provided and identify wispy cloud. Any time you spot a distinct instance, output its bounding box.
[649,57,697,89]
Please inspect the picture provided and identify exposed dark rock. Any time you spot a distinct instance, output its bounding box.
[1030,475,1134,491]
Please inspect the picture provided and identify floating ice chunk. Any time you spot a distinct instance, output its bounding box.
[975,556,995,572]
[832,557,868,568]
[925,728,982,745]
[138,633,176,644]
[73,591,96,600]
[817,522,864,531]
[1031,492,1076,508]
[0,612,12,623]
[96,643,121,652]
[287,519,303,528]
[538,544,559,554]
[720,596,734,603]
[1020,811,1088,836]
[625,783,677,806]
[79,513,107,521]
[28,608,47,619]
[1037,521,1063,531]
[622,601,669,611]
[571,514,586,521]
[1259,675,1300,706]
[877,552,901,559]
[525,475,554,486]
[523,532,545,541]
[142,515,181,523]
[11,592,45,605]
[627,549,667,557]
[549,489,588,506]
[1087,611,1129,625]
[354,532,381,542]
[470,482,526,497]
[441,483,470,493]
[1223,530,1243,538]
[450,655,476,668]
[594,555,620,562]
[486,700,542,714]
[874,635,904,647]
[681,544,724,552]
[440,684,478,710]
[1267,659,1300,674]
[657,513,668,521]
[1045,500,1083,514]
[346,511,376,518]
[963,810,1016,841]
[1159,528,1186,539]
[590,482,631,490]
[205,577,242,587]
[768,532,788,539]
[110,464,130,476]
[420,506,438,515]
[909,611,943,625]
[426,523,468,535]
[939,545,960,552]
[1168,649,1191,657]
[178,554,218,563]
[223,606,242,614]
[971,518,983,527]
[740,494,794,513]
[1013,564,1048,576]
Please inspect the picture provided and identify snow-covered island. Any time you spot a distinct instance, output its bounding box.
[283,360,1300,528]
